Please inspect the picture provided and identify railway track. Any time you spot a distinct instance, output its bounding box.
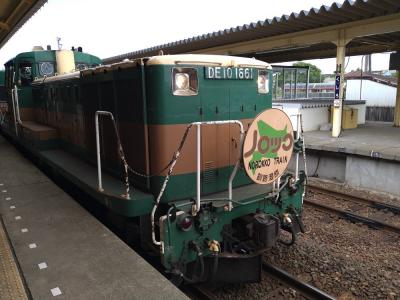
[308,185,400,215]
[182,284,218,300]
[306,185,400,234]
[183,263,336,300]
[262,262,336,300]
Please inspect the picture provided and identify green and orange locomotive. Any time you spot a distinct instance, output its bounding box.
[1,46,306,283]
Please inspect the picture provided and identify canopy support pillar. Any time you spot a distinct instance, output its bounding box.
[394,71,400,127]
[332,30,351,138]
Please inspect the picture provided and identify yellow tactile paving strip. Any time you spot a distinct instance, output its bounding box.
[0,217,28,300]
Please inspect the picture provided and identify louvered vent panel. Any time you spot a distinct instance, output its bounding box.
[203,161,217,184]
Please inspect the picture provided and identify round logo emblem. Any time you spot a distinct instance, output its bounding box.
[243,108,294,184]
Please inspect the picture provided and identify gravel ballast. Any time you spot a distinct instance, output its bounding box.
[212,188,400,299]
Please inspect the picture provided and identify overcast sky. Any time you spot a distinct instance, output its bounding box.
[0,0,391,74]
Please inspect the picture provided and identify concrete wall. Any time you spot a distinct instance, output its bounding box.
[275,103,365,133]
[300,107,330,131]
[288,152,346,182]
[273,104,330,132]
[345,156,400,196]
[346,104,366,124]
[289,151,400,196]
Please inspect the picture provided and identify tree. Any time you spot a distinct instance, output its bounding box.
[292,62,322,83]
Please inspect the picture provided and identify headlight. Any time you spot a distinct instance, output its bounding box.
[258,70,269,94]
[172,67,198,96]
[175,73,190,90]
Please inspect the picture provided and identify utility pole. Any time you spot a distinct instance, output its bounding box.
[364,54,371,73]
[390,52,400,127]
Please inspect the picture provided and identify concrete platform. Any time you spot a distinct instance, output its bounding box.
[0,135,188,300]
[294,122,400,196]
[304,122,400,161]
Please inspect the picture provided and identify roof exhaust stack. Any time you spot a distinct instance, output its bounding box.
[56,50,75,74]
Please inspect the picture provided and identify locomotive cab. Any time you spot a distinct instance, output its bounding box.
[2,47,101,148]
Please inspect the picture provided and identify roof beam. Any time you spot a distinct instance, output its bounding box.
[0,0,47,50]
[381,0,400,5]
[189,13,400,56]
[357,37,396,47]
[255,44,400,63]
[365,1,396,11]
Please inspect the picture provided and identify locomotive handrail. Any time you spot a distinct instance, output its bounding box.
[151,119,245,249]
[11,88,17,136]
[10,85,22,136]
[13,85,22,125]
[289,112,307,202]
[95,110,130,199]
[191,120,244,213]
[290,113,302,182]
[95,111,112,192]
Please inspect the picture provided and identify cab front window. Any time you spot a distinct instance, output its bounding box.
[19,62,33,85]
[38,62,55,77]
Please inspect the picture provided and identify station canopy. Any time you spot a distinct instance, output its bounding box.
[0,0,47,50]
[104,0,400,64]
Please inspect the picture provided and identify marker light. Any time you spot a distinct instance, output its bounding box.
[172,67,198,96]
[258,70,269,94]
[177,213,193,231]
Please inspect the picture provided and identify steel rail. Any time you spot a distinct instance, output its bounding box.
[262,262,336,300]
[308,185,400,215]
[304,199,400,234]
[181,285,218,300]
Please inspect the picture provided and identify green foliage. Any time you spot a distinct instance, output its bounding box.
[293,62,322,83]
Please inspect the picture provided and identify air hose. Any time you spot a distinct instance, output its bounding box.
[180,242,205,284]
[209,252,219,282]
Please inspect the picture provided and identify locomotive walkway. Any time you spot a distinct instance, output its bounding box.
[0,135,187,300]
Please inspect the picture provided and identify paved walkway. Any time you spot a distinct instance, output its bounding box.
[0,135,188,300]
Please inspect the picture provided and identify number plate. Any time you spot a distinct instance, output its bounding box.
[205,67,254,80]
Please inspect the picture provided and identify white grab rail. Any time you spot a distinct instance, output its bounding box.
[151,119,245,248]
[95,111,113,192]
[191,120,244,213]
[10,85,22,136]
